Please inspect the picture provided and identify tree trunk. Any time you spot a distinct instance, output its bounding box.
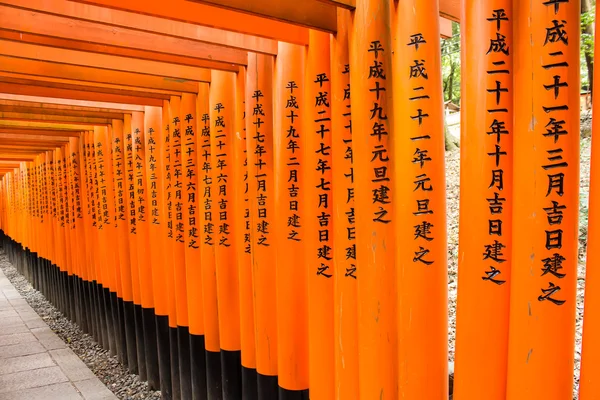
[447,61,455,102]
[582,0,594,99]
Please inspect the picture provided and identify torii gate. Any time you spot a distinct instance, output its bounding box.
[0,1,593,400]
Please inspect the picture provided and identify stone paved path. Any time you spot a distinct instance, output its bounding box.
[0,268,117,400]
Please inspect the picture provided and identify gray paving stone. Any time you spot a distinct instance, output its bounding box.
[15,309,40,320]
[31,327,66,350]
[0,323,29,336]
[2,290,21,300]
[23,316,47,329]
[0,366,68,393]
[0,382,83,400]
[0,341,46,359]
[50,349,95,382]
[0,309,18,319]
[73,378,118,400]
[0,353,55,376]
[0,332,37,347]
[7,298,29,308]
[1,316,24,328]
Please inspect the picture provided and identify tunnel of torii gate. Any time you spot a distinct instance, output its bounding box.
[1,0,599,399]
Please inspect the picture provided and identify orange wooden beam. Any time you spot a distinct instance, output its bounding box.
[0,75,174,101]
[0,40,212,82]
[69,0,309,45]
[0,120,91,131]
[0,112,110,125]
[440,16,452,38]
[0,82,165,107]
[440,0,459,21]
[0,0,278,54]
[0,127,82,137]
[0,94,145,112]
[315,0,355,9]
[0,5,247,66]
[0,57,200,93]
[189,0,337,32]
[0,30,240,72]
[0,101,126,120]
[0,72,181,97]
[0,134,71,143]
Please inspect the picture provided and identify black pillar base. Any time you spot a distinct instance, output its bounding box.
[123,300,138,374]
[142,307,160,390]
[242,366,258,400]
[169,326,181,400]
[134,303,147,381]
[178,326,192,400]
[221,350,241,400]
[258,373,279,400]
[278,388,309,400]
[206,350,222,400]
[156,315,172,400]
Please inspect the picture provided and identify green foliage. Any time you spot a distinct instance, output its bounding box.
[581,4,595,92]
[441,22,461,104]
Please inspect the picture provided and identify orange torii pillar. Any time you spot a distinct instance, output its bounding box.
[82,134,102,346]
[454,2,513,399]
[123,117,147,380]
[106,125,127,365]
[104,124,126,361]
[90,132,111,351]
[94,126,119,356]
[169,96,193,400]
[305,30,335,399]
[183,89,208,400]
[68,136,90,344]
[67,138,82,332]
[246,52,279,398]
[61,143,76,325]
[111,120,139,373]
[580,2,600,397]
[393,0,448,398]
[197,86,223,399]
[274,42,309,398]
[331,9,358,399]
[349,0,397,397]
[234,66,259,399]
[132,111,161,389]
[210,72,244,399]
[507,1,579,399]
[55,146,71,322]
[162,99,182,399]
[144,106,174,399]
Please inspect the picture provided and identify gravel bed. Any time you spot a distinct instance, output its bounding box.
[0,253,161,400]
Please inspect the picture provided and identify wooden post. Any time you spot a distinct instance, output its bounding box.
[507,1,579,398]
[111,119,138,373]
[305,29,335,400]
[144,105,173,398]
[246,52,279,398]
[331,8,358,399]
[210,71,244,399]
[349,0,397,397]
[579,1,600,397]
[393,0,448,398]
[454,2,513,399]
[162,99,182,399]
[123,115,147,380]
[182,89,208,400]
[234,65,259,399]
[169,95,193,400]
[274,41,309,398]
